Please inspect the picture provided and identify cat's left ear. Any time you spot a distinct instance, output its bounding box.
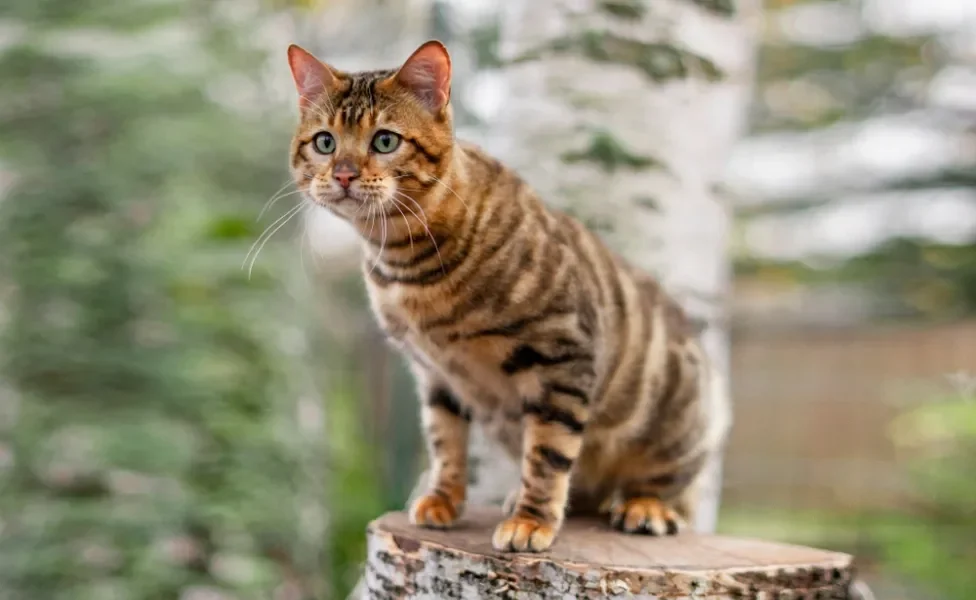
[393,40,452,113]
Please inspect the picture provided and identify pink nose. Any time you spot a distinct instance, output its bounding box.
[333,163,360,189]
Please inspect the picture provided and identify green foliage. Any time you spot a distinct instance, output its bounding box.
[510,30,723,82]
[598,0,648,21]
[834,238,976,318]
[322,373,385,598]
[759,34,931,83]
[720,390,976,599]
[734,236,976,319]
[689,0,736,17]
[737,2,975,327]
[468,19,502,70]
[560,130,662,172]
[732,6,975,592]
[753,33,936,133]
[0,1,334,598]
[576,31,725,82]
[633,195,662,212]
[882,392,976,598]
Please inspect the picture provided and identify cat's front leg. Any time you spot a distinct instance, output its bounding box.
[408,374,471,529]
[492,352,594,552]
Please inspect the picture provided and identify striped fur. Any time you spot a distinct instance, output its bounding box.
[286,41,730,552]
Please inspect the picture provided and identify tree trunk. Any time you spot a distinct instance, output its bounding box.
[363,508,856,599]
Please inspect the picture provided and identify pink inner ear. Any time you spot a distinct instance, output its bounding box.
[287,45,334,107]
[397,43,451,112]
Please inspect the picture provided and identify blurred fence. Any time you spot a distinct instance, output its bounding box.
[724,319,976,512]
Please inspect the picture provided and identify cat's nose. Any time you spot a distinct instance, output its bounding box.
[333,160,360,189]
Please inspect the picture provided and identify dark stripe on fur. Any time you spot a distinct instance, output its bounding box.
[656,349,683,405]
[428,387,470,421]
[455,311,573,341]
[405,136,441,165]
[516,504,547,520]
[523,401,584,433]
[369,239,468,286]
[380,236,443,268]
[502,344,593,374]
[548,382,589,405]
[537,445,573,472]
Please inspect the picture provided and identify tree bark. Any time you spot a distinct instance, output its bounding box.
[363,508,856,599]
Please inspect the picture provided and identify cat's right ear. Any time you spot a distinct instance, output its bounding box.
[393,40,452,114]
[287,44,336,109]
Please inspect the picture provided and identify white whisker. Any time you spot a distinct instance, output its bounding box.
[299,94,332,122]
[368,204,388,277]
[389,197,415,254]
[427,174,469,211]
[365,201,377,246]
[243,202,304,269]
[393,191,430,226]
[243,202,305,279]
[258,178,298,222]
[259,188,307,221]
[355,196,373,219]
[393,190,444,275]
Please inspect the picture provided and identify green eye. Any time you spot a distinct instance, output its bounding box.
[372,130,401,154]
[313,132,336,154]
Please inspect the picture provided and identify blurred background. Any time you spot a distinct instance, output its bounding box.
[0,0,973,599]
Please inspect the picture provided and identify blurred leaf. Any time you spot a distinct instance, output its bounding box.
[208,216,256,241]
[0,1,325,598]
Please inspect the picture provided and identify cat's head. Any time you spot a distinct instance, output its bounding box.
[286,41,454,224]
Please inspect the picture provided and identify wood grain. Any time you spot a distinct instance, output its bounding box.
[364,506,856,599]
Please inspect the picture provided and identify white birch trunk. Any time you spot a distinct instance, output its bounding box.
[484,0,761,534]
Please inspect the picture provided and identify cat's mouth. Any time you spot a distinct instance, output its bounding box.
[319,190,359,206]
[338,188,388,207]
[314,189,377,220]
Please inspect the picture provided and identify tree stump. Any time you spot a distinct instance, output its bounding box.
[364,507,856,599]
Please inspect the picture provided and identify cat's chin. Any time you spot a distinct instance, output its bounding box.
[319,198,363,221]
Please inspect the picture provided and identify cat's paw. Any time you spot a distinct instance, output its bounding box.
[409,490,464,529]
[610,497,684,536]
[491,515,557,552]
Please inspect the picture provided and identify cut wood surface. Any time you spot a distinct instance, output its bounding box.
[364,507,855,599]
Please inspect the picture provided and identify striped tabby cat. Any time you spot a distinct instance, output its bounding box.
[286,41,730,552]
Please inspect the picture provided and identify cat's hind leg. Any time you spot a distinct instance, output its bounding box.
[608,457,705,536]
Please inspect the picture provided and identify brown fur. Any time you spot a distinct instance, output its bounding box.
[285,41,729,552]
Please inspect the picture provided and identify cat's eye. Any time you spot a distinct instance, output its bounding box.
[313,132,336,154]
[372,130,401,154]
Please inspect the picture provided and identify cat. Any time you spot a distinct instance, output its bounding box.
[285,40,730,553]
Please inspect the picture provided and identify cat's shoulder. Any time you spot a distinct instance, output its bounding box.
[456,138,488,159]
[456,139,504,173]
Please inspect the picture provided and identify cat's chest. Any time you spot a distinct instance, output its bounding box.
[370,292,516,409]
[381,307,504,382]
